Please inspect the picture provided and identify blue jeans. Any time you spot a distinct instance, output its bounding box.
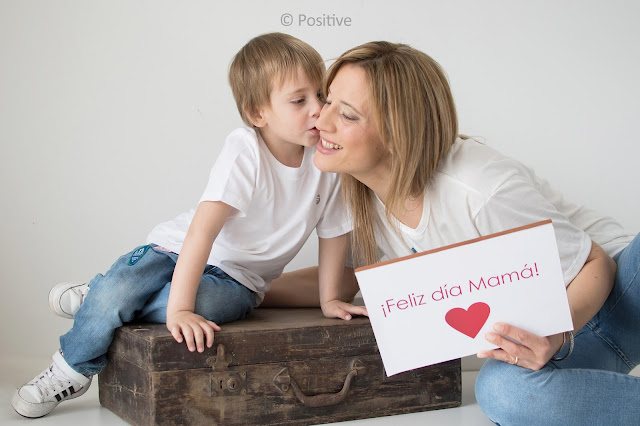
[59,245,255,376]
[475,234,640,425]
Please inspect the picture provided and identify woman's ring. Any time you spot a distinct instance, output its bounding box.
[514,356,519,366]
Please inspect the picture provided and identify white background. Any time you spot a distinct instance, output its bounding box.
[1,0,639,369]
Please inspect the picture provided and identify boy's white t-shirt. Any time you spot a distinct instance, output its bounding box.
[373,138,634,286]
[146,127,351,305]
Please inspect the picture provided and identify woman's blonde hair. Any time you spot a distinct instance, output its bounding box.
[229,32,324,126]
[325,42,459,266]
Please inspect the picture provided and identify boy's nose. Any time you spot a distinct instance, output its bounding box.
[310,97,323,117]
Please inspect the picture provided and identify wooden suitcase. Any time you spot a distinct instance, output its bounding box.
[98,308,461,425]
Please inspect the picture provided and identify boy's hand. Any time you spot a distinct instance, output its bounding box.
[166,310,221,353]
[321,300,368,320]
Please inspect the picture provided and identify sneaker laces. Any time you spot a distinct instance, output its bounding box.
[73,285,90,304]
[30,363,72,398]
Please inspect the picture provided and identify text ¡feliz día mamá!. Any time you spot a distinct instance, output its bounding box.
[379,263,540,318]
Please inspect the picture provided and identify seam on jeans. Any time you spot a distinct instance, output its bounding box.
[586,322,634,370]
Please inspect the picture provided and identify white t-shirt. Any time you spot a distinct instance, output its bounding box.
[373,138,634,286]
[146,127,351,305]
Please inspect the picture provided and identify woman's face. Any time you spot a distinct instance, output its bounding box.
[313,65,390,183]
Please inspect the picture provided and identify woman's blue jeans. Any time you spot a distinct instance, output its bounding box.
[475,234,640,425]
[59,245,255,376]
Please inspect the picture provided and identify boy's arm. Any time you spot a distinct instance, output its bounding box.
[318,234,368,319]
[166,201,232,353]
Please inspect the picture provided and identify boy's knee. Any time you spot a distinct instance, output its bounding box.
[194,279,254,324]
[89,271,134,298]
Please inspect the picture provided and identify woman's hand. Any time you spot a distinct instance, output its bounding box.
[166,310,221,353]
[477,322,566,370]
[321,300,369,320]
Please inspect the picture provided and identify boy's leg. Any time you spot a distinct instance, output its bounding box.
[12,245,176,418]
[138,266,254,325]
[194,267,255,324]
[59,245,177,376]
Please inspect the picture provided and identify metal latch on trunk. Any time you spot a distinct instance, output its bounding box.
[207,344,247,396]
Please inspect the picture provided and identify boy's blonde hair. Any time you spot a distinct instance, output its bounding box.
[324,42,459,267]
[229,33,325,127]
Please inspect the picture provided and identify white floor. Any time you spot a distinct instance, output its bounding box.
[1,356,493,426]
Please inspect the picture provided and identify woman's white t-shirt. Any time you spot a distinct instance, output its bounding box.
[373,138,633,286]
[146,127,351,305]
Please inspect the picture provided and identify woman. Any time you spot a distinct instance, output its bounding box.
[271,41,640,424]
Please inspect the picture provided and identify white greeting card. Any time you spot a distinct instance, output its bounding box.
[355,220,573,376]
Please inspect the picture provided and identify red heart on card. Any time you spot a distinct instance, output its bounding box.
[445,302,491,338]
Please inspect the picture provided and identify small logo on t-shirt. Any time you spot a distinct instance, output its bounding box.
[315,194,320,205]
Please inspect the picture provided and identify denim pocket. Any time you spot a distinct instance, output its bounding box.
[205,266,243,285]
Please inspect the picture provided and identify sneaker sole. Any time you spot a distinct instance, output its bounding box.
[48,283,83,319]
[11,381,91,418]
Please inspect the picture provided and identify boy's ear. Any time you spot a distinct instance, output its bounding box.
[245,106,267,128]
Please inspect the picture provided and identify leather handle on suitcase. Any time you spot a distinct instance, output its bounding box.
[274,360,365,407]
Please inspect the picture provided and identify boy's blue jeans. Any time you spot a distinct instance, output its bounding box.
[59,245,255,376]
[475,233,640,425]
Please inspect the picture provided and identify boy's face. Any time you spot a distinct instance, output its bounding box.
[256,67,323,150]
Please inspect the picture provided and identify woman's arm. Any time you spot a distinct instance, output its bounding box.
[565,241,616,331]
[166,201,232,352]
[478,241,617,370]
[262,266,360,308]
[318,235,368,319]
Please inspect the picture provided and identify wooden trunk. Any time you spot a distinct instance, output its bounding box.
[98,308,461,425]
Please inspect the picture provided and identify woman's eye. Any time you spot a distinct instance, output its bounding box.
[341,112,357,121]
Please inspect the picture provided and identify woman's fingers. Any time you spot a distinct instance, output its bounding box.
[484,332,529,363]
[336,302,370,320]
[493,323,548,351]
[344,304,369,317]
[479,323,553,370]
[477,348,520,366]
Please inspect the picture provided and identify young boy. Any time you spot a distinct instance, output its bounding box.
[12,32,366,418]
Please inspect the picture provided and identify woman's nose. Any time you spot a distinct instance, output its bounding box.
[316,103,331,131]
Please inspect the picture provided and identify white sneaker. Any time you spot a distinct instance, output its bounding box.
[11,350,92,418]
[49,282,89,319]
